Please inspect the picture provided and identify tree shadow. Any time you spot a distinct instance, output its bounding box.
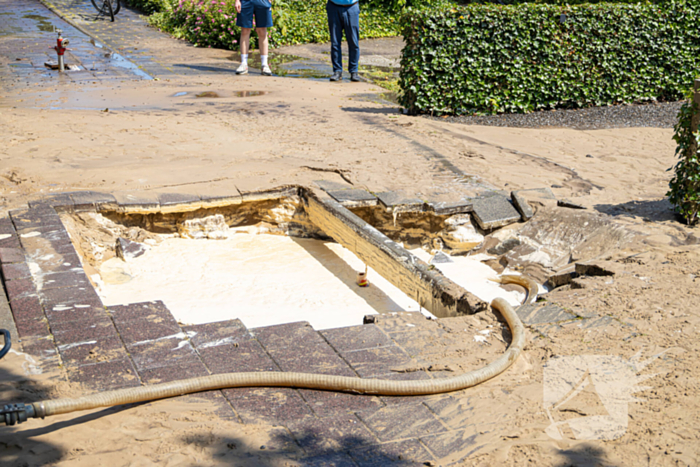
[554,443,621,467]
[593,198,678,223]
[0,359,63,466]
[182,429,434,466]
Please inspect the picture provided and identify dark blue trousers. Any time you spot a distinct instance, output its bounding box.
[326,2,360,74]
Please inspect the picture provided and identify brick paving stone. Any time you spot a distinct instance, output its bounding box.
[5,277,38,301]
[198,339,276,374]
[8,295,44,322]
[0,234,21,249]
[39,285,103,309]
[1,261,32,281]
[321,324,392,352]
[0,247,26,264]
[128,339,200,371]
[69,191,116,212]
[0,218,15,234]
[14,316,51,339]
[374,372,434,408]
[67,358,141,391]
[356,403,446,442]
[51,316,118,345]
[115,319,182,346]
[222,387,314,424]
[182,319,248,348]
[298,389,384,418]
[138,358,210,384]
[386,326,449,358]
[254,322,356,377]
[109,301,174,323]
[58,336,128,367]
[374,312,432,334]
[341,346,413,378]
[30,193,75,211]
[40,270,92,290]
[286,414,375,452]
[45,304,106,324]
[349,438,435,467]
[19,336,57,359]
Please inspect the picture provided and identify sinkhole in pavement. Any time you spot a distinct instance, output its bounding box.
[60,189,524,330]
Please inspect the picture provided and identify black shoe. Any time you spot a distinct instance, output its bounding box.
[350,72,360,82]
[330,71,342,82]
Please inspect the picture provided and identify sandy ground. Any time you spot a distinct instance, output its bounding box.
[1,64,699,466]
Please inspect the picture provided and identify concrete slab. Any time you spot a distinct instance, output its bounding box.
[375,191,425,211]
[70,191,117,212]
[429,199,474,215]
[113,192,161,213]
[327,189,377,208]
[511,187,556,221]
[313,179,353,192]
[471,195,521,230]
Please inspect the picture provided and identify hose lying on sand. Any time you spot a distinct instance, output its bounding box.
[1,276,533,425]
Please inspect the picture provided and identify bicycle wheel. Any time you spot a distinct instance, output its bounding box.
[104,0,114,21]
[111,0,120,15]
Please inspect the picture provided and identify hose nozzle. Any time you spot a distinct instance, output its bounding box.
[1,403,36,426]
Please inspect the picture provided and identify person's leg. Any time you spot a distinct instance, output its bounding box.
[239,28,252,57]
[343,3,360,75]
[326,2,343,75]
[257,28,270,72]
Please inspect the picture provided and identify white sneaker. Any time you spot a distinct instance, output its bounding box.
[235,63,248,75]
[261,64,272,76]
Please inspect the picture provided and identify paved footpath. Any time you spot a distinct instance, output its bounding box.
[39,0,243,78]
[0,0,153,90]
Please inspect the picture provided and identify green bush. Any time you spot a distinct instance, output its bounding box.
[399,1,700,115]
[668,89,700,225]
[125,0,173,15]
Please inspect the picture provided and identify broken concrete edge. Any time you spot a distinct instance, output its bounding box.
[546,259,621,289]
[23,187,301,216]
[302,189,489,317]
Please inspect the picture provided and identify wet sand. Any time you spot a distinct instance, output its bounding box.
[1,50,699,467]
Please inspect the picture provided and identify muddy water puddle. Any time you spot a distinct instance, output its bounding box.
[192,90,269,98]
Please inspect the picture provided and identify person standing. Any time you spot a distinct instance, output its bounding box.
[235,0,273,76]
[326,0,360,82]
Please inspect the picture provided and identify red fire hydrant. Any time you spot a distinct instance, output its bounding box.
[54,29,70,72]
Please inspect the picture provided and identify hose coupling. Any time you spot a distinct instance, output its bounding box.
[1,403,36,426]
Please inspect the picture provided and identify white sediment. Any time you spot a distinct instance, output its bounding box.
[408,248,525,307]
[95,233,423,330]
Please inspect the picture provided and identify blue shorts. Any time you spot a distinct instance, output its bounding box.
[236,0,273,29]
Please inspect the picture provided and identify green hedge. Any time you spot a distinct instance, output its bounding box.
[668,89,700,225]
[399,1,700,115]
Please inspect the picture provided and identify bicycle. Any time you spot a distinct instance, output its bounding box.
[91,0,120,22]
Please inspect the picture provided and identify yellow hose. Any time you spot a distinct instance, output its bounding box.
[490,274,539,305]
[26,277,531,420]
